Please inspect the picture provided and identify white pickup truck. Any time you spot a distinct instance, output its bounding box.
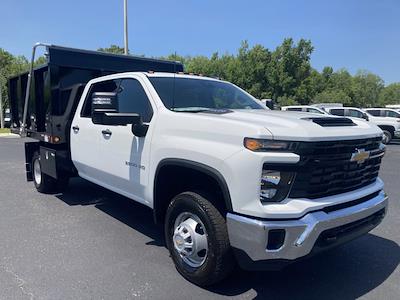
[10,45,388,286]
[326,107,400,144]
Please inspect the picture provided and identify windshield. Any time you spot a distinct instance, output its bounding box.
[148,77,264,111]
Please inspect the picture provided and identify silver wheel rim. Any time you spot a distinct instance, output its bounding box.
[33,158,42,185]
[382,132,390,144]
[173,212,208,268]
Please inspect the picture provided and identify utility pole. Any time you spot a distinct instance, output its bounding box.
[124,0,129,55]
[0,84,4,129]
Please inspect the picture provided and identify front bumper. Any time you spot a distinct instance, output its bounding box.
[394,130,400,138]
[227,190,388,270]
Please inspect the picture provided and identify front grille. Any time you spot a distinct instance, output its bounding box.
[289,137,384,199]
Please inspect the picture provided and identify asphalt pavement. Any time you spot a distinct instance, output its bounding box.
[0,137,399,299]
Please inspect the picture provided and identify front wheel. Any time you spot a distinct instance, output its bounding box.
[165,192,234,286]
[382,130,392,144]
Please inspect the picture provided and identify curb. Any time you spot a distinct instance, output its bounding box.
[0,133,20,138]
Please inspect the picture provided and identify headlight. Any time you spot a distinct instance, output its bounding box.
[260,169,294,203]
[244,138,298,152]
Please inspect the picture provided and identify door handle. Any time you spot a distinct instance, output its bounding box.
[102,129,112,136]
[72,125,80,133]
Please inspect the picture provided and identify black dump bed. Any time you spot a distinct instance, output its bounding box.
[8,45,184,143]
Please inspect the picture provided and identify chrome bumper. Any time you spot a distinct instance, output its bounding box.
[227,190,388,262]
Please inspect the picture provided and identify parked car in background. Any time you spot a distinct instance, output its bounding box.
[365,108,400,119]
[281,105,328,114]
[326,107,400,144]
[325,107,369,120]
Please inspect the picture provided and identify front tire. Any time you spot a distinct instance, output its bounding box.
[165,192,234,286]
[382,130,392,144]
[32,152,69,193]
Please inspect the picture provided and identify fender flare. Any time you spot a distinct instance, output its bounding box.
[153,158,233,222]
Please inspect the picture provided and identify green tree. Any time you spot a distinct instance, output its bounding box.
[313,89,352,104]
[379,83,400,105]
[0,40,387,111]
[351,70,384,107]
[97,45,125,54]
[268,38,314,104]
[0,49,30,108]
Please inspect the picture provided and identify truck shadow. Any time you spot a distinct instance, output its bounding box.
[55,177,164,247]
[209,234,399,299]
[56,177,399,299]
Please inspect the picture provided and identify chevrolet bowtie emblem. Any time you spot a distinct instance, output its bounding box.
[350,149,370,164]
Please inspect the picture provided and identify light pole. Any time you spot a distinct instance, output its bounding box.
[0,84,4,129]
[124,0,129,55]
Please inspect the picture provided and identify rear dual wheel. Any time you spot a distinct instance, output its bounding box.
[32,152,69,193]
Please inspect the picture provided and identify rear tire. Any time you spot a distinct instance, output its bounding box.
[32,152,69,193]
[165,192,234,286]
[382,130,392,144]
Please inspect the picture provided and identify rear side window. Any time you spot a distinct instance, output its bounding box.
[81,79,120,117]
[287,108,302,111]
[329,109,344,116]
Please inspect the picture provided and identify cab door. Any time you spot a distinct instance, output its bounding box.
[71,79,121,183]
[96,76,155,204]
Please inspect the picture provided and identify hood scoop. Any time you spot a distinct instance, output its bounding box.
[302,117,356,127]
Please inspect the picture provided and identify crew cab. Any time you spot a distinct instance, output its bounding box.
[326,107,400,144]
[9,44,388,286]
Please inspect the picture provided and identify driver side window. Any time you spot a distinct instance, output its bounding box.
[80,78,153,122]
[81,79,120,118]
[118,79,153,123]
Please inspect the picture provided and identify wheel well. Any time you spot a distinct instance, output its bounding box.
[378,125,395,135]
[153,160,232,224]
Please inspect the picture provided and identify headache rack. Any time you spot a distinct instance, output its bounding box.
[7,42,184,144]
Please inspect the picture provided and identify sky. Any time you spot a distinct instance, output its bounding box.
[1,0,399,84]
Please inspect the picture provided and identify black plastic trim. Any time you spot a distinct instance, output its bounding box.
[153,158,233,222]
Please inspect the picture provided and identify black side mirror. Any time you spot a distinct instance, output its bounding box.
[132,122,148,137]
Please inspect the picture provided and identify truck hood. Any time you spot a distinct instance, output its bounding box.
[202,109,382,141]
